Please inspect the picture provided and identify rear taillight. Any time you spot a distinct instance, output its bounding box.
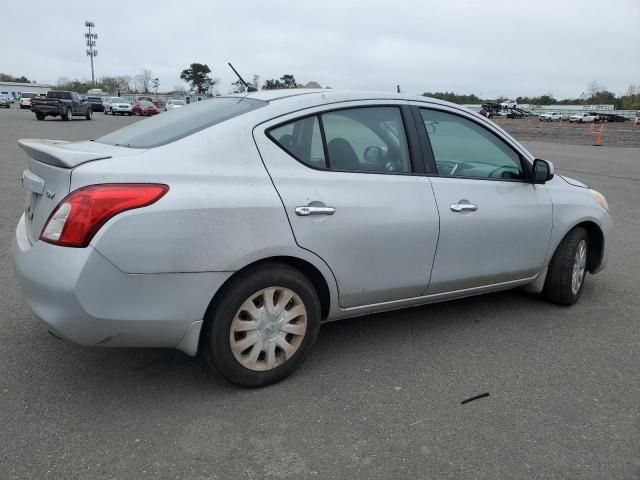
[40,184,168,247]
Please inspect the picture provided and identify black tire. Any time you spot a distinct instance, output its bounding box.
[85,108,92,120]
[127,112,132,116]
[202,263,321,387]
[62,108,72,121]
[543,227,589,305]
[35,113,45,121]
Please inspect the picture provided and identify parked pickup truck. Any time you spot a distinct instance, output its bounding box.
[569,113,596,123]
[31,91,93,121]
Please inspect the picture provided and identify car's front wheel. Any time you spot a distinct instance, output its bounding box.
[203,263,321,387]
[543,227,589,305]
[85,108,92,120]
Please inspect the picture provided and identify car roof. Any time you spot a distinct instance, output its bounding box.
[223,88,463,111]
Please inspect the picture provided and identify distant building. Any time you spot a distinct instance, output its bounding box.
[0,81,52,100]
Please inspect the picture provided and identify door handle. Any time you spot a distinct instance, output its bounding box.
[450,203,478,212]
[295,205,336,216]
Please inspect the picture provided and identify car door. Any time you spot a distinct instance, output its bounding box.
[414,105,553,294]
[254,102,440,308]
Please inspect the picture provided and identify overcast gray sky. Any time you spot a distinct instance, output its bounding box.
[2,0,638,98]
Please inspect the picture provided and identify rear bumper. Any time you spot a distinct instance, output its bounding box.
[12,214,232,355]
[32,106,62,115]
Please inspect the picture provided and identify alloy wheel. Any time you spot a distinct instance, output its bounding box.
[571,240,587,295]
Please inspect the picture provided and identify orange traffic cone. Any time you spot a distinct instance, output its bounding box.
[593,124,604,146]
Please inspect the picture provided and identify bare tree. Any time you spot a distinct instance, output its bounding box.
[135,69,153,93]
[588,81,605,96]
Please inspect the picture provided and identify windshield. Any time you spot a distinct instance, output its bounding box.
[88,97,102,102]
[172,100,186,105]
[139,101,154,107]
[96,97,266,148]
[111,97,127,103]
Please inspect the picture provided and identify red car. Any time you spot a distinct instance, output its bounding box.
[132,100,160,116]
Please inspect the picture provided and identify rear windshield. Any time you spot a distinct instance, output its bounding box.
[96,97,266,148]
[22,93,37,98]
[88,97,102,102]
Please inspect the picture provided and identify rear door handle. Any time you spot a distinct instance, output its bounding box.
[295,206,336,216]
[450,203,478,212]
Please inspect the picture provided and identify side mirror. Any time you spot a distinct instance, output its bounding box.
[532,159,554,184]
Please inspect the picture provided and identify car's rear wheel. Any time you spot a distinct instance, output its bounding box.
[35,113,45,121]
[543,227,589,305]
[203,263,321,387]
[62,108,72,121]
[85,108,92,120]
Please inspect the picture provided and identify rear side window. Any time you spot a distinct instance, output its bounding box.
[269,116,326,168]
[96,97,266,148]
[268,106,412,174]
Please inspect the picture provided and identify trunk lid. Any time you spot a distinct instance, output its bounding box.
[18,139,141,244]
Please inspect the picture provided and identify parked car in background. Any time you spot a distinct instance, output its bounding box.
[635,112,640,125]
[87,96,105,112]
[569,113,596,123]
[19,93,38,109]
[0,95,11,109]
[132,100,160,116]
[599,113,627,123]
[134,96,161,108]
[500,99,517,109]
[103,97,133,115]
[539,112,562,122]
[11,90,614,387]
[165,99,186,111]
[30,91,92,121]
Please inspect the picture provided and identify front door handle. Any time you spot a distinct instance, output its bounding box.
[295,205,336,216]
[450,203,478,212]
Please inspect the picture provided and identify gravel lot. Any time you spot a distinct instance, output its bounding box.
[1,106,638,479]
[495,117,640,148]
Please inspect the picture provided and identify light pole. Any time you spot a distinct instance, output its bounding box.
[152,78,159,100]
[84,21,98,86]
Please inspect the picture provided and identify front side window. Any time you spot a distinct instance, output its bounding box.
[420,109,524,180]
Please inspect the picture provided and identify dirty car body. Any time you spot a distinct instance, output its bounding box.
[12,90,614,385]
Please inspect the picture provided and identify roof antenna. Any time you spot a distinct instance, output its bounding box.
[228,63,257,92]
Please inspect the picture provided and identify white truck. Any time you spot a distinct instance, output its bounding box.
[19,92,39,109]
[569,113,596,123]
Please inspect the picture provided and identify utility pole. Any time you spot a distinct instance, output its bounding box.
[84,21,98,86]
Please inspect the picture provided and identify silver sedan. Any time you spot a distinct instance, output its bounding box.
[12,90,614,387]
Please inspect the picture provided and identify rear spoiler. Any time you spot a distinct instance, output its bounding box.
[18,139,112,168]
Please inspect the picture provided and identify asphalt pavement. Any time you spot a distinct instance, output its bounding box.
[0,106,638,479]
